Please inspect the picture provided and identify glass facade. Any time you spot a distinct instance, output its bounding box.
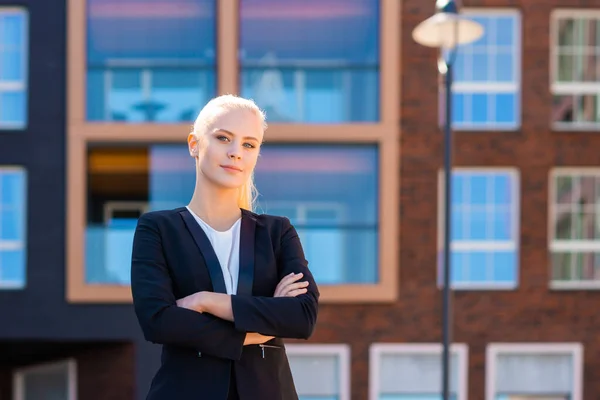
[239,0,380,123]
[0,168,26,288]
[86,0,216,122]
[440,170,519,287]
[450,12,520,129]
[86,144,379,286]
[0,9,28,128]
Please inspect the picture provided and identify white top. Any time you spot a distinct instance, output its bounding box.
[186,206,241,295]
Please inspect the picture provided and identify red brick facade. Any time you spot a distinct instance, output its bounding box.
[301,1,600,399]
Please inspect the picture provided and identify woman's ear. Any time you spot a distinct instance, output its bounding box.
[188,133,199,157]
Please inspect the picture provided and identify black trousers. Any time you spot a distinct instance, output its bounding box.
[227,365,239,400]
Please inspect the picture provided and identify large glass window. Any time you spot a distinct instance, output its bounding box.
[370,344,467,400]
[447,11,521,130]
[86,144,378,285]
[552,12,600,129]
[239,0,380,123]
[550,170,600,287]
[286,344,350,400]
[86,0,216,122]
[14,360,76,400]
[0,167,26,289]
[0,8,28,129]
[488,344,583,400]
[439,169,519,289]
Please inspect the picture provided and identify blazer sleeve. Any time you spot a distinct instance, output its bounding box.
[230,217,319,339]
[130,213,246,360]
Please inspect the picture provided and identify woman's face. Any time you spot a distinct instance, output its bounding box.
[189,108,263,190]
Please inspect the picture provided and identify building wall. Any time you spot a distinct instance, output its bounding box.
[0,0,158,397]
[301,0,600,399]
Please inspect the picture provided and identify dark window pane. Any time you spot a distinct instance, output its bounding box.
[86,0,217,122]
[239,0,380,122]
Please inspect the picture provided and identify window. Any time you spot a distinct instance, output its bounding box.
[285,344,350,400]
[13,359,77,400]
[549,169,600,288]
[68,0,399,303]
[438,169,519,289]
[369,343,468,400]
[0,8,28,129]
[551,11,600,129]
[0,167,26,289]
[239,0,380,123]
[444,10,521,130]
[85,144,378,285]
[86,0,216,122]
[486,343,583,400]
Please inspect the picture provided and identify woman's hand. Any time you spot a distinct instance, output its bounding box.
[176,292,207,313]
[273,272,309,298]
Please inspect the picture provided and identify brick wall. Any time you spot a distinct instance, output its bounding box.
[302,1,600,399]
[77,343,135,400]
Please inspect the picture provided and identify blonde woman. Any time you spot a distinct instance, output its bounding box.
[131,95,319,400]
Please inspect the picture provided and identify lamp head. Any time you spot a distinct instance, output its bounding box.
[436,0,458,15]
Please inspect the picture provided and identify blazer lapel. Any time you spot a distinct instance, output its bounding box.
[179,208,228,294]
[237,210,256,296]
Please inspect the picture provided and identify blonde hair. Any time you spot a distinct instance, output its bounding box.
[192,94,267,211]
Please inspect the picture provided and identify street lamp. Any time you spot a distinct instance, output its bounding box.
[411,2,484,400]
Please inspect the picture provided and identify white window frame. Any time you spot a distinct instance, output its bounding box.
[0,7,28,130]
[485,343,583,400]
[369,343,469,400]
[285,343,351,400]
[550,9,600,131]
[437,167,520,290]
[13,359,77,400]
[0,166,27,289]
[448,8,522,131]
[548,167,600,290]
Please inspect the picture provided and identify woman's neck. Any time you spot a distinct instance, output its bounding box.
[187,178,241,231]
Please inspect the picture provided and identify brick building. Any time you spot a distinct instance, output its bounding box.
[0,0,599,399]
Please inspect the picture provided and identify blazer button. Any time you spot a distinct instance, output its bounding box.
[197,352,202,357]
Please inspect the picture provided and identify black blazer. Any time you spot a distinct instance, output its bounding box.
[130,207,320,400]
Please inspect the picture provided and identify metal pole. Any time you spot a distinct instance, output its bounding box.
[441,57,453,400]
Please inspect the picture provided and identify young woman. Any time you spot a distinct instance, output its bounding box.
[130,95,319,400]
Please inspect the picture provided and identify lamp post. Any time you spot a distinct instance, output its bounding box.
[411,2,484,400]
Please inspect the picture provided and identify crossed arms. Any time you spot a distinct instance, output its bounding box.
[130,214,320,361]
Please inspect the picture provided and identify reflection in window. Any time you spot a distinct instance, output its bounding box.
[439,170,519,288]
[552,14,600,128]
[239,0,379,123]
[550,171,600,285]
[0,9,28,129]
[445,11,521,129]
[86,144,378,286]
[0,167,26,289]
[86,0,216,122]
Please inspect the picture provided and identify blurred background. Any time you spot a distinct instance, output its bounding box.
[1,0,599,399]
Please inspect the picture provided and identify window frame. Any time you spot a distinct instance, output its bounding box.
[442,8,522,131]
[66,0,400,303]
[0,165,27,289]
[485,343,583,400]
[548,167,600,290]
[0,7,29,130]
[369,343,469,400]
[13,359,78,400]
[285,343,351,400]
[550,9,600,131]
[437,167,520,290]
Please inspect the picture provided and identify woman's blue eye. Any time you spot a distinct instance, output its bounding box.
[244,143,255,149]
